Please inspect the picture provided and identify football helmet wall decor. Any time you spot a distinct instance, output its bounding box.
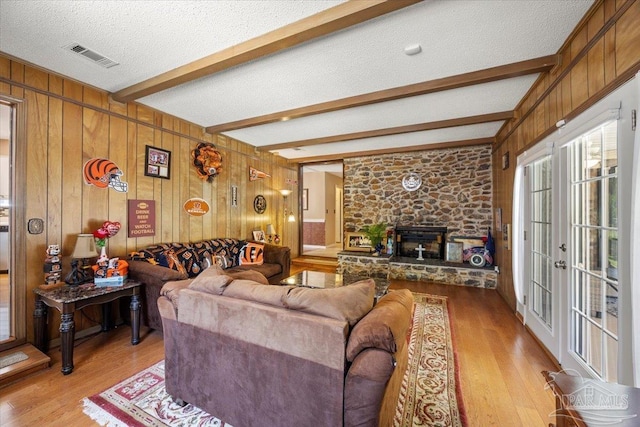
[83,158,128,192]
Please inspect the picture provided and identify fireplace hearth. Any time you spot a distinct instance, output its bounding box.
[394,226,448,260]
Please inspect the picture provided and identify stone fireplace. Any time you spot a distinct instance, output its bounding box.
[394,226,447,260]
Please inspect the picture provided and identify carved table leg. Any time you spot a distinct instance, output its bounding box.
[33,299,48,353]
[130,294,141,345]
[59,312,75,375]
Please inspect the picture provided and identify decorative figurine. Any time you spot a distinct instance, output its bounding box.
[43,244,62,286]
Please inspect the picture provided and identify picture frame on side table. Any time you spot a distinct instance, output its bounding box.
[345,232,372,252]
[252,230,265,242]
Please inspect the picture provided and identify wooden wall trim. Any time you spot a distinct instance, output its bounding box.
[494,0,636,150]
[0,75,295,168]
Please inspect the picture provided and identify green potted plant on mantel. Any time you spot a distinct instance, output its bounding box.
[360,222,388,256]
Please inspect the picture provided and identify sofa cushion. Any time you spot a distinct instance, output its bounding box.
[282,279,375,326]
[346,289,414,362]
[239,243,264,265]
[223,280,292,307]
[227,263,281,280]
[188,266,234,295]
[226,269,270,285]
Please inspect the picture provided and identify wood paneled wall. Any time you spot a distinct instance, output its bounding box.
[0,53,299,341]
[492,0,640,309]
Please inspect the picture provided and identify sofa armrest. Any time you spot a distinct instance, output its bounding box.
[344,348,395,427]
[262,243,291,277]
[128,260,188,282]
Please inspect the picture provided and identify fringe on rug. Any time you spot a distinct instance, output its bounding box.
[82,398,130,427]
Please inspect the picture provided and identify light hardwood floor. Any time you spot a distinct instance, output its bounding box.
[0,263,558,426]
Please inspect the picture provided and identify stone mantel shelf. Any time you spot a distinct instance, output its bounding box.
[338,251,494,271]
[338,251,497,288]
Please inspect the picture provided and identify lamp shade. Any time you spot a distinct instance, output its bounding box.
[280,189,292,197]
[71,233,98,259]
[266,224,276,235]
[287,213,296,223]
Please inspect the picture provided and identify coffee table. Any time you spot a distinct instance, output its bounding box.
[280,270,389,298]
[33,280,141,375]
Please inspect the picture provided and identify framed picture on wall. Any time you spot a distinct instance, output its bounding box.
[302,188,309,210]
[145,145,171,179]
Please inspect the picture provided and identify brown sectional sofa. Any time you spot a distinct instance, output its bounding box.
[127,238,290,331]
[157,266,414,427]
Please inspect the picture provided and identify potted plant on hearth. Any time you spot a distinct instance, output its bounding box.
[360,222,388,256]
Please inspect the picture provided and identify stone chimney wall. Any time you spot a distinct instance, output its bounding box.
[343,145,493,237]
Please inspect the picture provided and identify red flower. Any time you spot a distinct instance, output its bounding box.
[93,228,109,239]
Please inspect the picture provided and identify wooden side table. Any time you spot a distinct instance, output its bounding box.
[33,281,141,375]
[543,371,640,426]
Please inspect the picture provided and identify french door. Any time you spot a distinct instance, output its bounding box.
[516,76,636,382]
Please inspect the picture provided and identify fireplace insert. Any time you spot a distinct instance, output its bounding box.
[394,226,448,260]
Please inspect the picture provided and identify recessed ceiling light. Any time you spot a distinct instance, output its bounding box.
[404,44,422,56]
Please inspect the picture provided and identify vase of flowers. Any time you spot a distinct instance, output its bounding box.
[93,221,121,261]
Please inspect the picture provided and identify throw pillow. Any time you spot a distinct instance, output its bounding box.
[239,243,264,266]
[282,279,375,326]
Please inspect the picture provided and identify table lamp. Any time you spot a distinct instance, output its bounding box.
[64,233,98,286]
[266,224,276,243]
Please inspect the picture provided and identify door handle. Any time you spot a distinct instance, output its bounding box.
[554,260,567,269]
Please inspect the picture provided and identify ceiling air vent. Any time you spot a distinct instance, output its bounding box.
[63,43,119,69]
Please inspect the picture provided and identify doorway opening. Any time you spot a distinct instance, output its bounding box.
[301,162,343,259]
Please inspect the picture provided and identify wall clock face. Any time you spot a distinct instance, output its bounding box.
[253,195,267,214]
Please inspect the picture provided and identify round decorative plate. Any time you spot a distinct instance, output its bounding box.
[402,173,422,191]
[253,195,267,214]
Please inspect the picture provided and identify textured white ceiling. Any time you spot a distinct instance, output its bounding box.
[0,0,595,161]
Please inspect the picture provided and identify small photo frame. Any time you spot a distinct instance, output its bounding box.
[445,242,464,263]
[145,145,171,179]
[252,230,265,242]
[345,232,372,252]
[302,188,309,210]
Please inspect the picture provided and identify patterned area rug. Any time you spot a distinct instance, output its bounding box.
[82,292,465,426]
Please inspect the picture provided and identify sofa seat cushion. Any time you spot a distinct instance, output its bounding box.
[346,289,413,362]
[282,279,375,326]
[227,263,281,280]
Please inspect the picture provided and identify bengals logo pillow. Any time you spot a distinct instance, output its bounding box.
[239,243,264,266]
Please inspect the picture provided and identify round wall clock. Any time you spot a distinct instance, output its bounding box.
[253,195,267,214]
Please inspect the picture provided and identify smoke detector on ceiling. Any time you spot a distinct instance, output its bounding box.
[62,43,119,69]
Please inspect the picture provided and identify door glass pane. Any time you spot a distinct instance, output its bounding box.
[569,120,618,381]
[529,156,553,330]
[0,103,11,343]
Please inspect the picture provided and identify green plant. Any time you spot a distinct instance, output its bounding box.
[360,222,388,248]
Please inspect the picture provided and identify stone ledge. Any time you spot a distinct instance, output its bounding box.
[338,252,497,289]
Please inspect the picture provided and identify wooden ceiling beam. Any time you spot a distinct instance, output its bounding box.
[288,137,494,164]
[206,55,558,134]
[259,110,513,151]
[110,0,422,103]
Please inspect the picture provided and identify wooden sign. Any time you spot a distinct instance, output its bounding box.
[183,198,210,216]
[128,200,156,237]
